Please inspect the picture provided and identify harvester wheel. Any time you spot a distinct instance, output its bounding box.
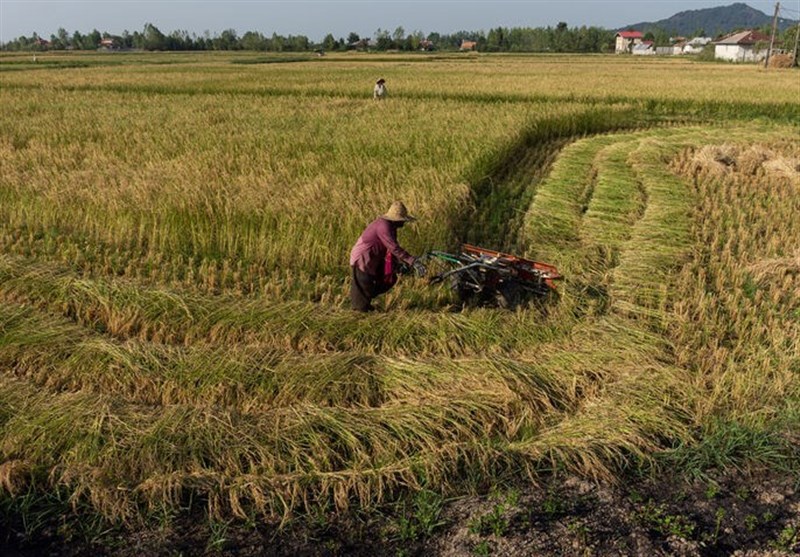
[495,280,524,310]
[451,274,475,305]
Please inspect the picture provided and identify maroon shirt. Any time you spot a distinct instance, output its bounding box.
[349,217,415,275]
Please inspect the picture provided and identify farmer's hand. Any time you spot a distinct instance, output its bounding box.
[412,260,427,278]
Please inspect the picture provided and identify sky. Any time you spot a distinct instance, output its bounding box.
[0,0,786,43]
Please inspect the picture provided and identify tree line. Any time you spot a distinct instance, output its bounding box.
[1,22,617,53]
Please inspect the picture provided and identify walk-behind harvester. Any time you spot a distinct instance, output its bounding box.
[420,243,563,309]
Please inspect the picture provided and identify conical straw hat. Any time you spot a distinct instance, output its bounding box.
[383,201,416,222]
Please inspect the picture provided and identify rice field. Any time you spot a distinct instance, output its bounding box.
[0,51,798,545]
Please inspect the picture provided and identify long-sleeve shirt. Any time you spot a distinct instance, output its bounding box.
[349,217,415,276]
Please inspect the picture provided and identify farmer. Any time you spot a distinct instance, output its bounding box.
[373,78,387,100]
[349,201,425,312]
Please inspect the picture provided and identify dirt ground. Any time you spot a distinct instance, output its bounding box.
[3,469,799,556]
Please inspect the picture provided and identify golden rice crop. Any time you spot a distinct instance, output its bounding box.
[0,52,798,534]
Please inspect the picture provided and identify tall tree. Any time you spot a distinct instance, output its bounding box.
[322,33,337,51]
[143,23,166,50]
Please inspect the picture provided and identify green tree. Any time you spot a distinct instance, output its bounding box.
[142,23,166,50]
[289,35,310,51]
[269,32,284,52]
[213,28,238,50]
[392,26,405,48]
[241,31,266,51]
[71,30,84,49]
[486,27,507,51]
[408,30,424,51]
[375,28,391,50]
[553,21,570,52]
[322,33,337,51]
[50,27,69,49]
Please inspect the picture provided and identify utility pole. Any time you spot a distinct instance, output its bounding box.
[764,1,780,68]
[793,22,800,67]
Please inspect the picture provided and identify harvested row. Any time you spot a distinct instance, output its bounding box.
[0,302,577,417]
[0,375,519,522]
[0,311,693,521]
[580,139,646,255]
[521,134,617,262]
[0,255,570,355]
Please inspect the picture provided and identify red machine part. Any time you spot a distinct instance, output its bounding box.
[460,243,563,290]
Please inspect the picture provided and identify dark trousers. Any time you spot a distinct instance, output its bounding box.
[350,266,393,312]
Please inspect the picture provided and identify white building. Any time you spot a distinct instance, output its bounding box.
[683,37,713,54]
[714,30,771,62]
[656,43,686,56]
[632,41,655,55]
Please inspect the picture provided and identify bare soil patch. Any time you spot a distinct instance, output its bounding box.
[3,469,798,556]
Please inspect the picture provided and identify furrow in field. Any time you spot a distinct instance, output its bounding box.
[609,137,697,324]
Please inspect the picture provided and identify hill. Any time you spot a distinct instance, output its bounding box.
[619,2,797,37]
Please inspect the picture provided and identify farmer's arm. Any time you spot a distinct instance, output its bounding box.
[377,221,415,265]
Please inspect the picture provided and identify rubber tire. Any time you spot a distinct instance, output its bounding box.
[495,280,524,310]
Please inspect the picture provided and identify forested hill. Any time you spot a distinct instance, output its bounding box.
[620,2,798,37]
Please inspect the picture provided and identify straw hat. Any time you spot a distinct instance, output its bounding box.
[383,201,416,222]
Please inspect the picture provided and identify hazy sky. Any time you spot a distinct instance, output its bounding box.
[0,0,785,43]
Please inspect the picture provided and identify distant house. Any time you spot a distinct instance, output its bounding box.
[34,37,50,48]
[615,31,643,53]
[655,36,713,56]
[632,41,655,56]
[656,42,686,56]
[460,40,477,51]
[99,37,118,50]
[683,37,713,54]
[714,30,772,62]
[419,39,435,51]
[348,38,377,50]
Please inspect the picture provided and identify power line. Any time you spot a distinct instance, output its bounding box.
[778,4,800,16]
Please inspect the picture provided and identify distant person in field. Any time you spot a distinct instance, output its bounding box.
[373,78,387,100]
[349,201,426,312]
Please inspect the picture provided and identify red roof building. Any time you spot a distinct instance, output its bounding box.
[615,31,643,53]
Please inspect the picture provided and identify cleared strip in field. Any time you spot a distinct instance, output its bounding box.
[580,139,647,254]
[461,108,645,252]
[521,134,617,263]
